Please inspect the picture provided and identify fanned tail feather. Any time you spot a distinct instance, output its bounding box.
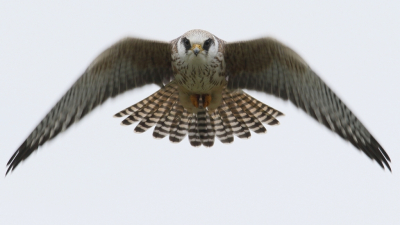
[167,103,184,143]
[115,86,283,147]
[134,91,178,133]
[170,105,188,143]
[196,97,215,147]
[153,101,180,139]
[236,91,283,125]
[188,114,201,147]
[211,112,233,143]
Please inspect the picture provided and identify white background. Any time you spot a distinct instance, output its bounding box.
[1,1,399,224]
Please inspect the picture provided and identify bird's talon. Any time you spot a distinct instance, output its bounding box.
[203,94,211,108]
[190,94,199,108]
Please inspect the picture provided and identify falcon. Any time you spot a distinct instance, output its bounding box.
[6,29,391,174]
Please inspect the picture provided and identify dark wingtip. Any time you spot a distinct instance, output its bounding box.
[6,156,18,176]
[372,137,391,163]
[387,164,392,173]
[6,140,39,176]
[5,163,16,176]
[369,136,391,172]
[5,147,20,176]
[381,151,392,172]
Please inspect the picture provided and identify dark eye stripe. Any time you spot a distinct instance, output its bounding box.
[203,38,213,51]
[182,37,191,51]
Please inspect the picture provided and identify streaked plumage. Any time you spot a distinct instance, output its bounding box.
[6,29,391,174]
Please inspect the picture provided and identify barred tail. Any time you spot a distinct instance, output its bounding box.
[114,86,283,147]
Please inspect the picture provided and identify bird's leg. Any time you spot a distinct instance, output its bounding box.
[190,94,211,108]
[190,94,200,108]
[202,94,211,108]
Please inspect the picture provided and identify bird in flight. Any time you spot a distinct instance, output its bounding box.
[6,29,391,174]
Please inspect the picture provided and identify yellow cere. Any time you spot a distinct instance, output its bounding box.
[190,44,203,51]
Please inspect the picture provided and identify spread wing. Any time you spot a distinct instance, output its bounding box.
[224,38,391,171]
[6,38,173,174]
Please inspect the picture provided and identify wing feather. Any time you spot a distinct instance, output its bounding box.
[225,38,391,170]
[7,38,173,174]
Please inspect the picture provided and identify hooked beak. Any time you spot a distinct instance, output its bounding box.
[191,44,203,56]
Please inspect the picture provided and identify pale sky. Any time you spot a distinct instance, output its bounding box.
[1,1,399,224]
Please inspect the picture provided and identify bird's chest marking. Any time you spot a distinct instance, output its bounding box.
[172,53,225,93]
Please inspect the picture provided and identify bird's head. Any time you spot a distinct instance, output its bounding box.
[176,29,220,64]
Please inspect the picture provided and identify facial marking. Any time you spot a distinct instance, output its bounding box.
[203,38,213,51]
[182,37,191,51]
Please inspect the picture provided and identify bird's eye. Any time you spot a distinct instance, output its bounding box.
[182,38,191,50]
[203,38,212,51]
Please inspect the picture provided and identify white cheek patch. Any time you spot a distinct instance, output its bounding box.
[177,38,188,58]
[210,35,219,55]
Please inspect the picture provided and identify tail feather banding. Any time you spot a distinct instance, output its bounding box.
[114,85,283,147]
